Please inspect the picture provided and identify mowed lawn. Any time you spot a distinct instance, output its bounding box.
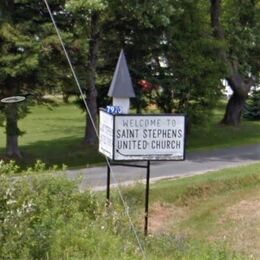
[0,103,104,168]
[0,101,259,168]
[189,102,260,150]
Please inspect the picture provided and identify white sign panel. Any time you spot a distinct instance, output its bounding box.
[99,110,114,158]
[114,115,185,160]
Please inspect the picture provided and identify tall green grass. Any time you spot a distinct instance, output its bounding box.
[150,162,260,205]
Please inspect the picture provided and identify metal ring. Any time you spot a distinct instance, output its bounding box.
[0,96,26,103]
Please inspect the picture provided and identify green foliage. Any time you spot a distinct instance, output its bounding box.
[244,88,260,120]
[99,0,173,112]
[0,0,259,154]
[0,159,67,176]
[0,1,74,142]
[66,0,107,12]
[0,23,39,79]
[99,0,224,125]
[1,161,257,258]
[223,0,260,77]
[0,170,139,259]
[0,160,20,175]
[152,0,224,124]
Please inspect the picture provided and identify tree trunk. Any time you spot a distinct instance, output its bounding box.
[84,11,100,145]
[5,103,22,158]
[85,87,98,145]
[6,135,21,158]
[210,0,251,126]
[222,93,246,126]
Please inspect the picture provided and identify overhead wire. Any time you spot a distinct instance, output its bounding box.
[42,1,147,258]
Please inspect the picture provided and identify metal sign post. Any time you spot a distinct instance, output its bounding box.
[106,163,111,207]
[106,160,151,236]
[144,160,150,236]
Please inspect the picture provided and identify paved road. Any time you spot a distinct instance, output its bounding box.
[66,144,260,191]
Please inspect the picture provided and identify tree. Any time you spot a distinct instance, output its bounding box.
[65,0,108,144]
[99,0,173,113]
[0,0,73,157]
[152,0,224,125]
[243,88,260,120]
[0,1,40,157]
[210,0,260,126]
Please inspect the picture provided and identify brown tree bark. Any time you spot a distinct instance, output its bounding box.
[84,11,100,145]
[1,0,22,157]
[5,102,22,158]
[210,0,251,126]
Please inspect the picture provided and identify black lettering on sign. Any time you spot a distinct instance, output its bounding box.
[117,140,149,150]
[167,119,176,127]
[121,118,161,128]
[178,129,183,138]
[117,129,139,139]
[151,140,181,150]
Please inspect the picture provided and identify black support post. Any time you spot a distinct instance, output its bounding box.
[144,160,150,236]
[105,160,151,235]
[106,162,111,207]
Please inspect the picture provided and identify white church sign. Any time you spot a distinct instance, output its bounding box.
[99,109,186,161]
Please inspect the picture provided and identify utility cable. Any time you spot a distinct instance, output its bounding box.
[43,1,146,258]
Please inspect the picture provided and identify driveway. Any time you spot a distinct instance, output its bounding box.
[66,144,260,191]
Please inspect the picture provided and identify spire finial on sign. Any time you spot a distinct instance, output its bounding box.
[108,50,135,114]
[108,50,135,98]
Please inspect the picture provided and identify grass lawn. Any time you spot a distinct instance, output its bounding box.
[0,100,259,168]
[118,163,260,259]
[0,103,104,168]
[189,101,260,150]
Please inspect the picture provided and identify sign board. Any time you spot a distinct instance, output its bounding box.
[99,109,186,161]
[99,110,114,158]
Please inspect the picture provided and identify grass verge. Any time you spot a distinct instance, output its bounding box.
[119,163,260,259]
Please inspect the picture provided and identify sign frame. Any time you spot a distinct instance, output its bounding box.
[99,108,186,161]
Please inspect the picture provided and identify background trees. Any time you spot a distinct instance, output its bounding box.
[244,88,260,120]
[210,0,260,126]
[0,0,42,157]
[0,0,259,158]
[151,0,224,125]
[0,0,76,157]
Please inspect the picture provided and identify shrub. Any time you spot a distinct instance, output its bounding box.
[0,173,139,259]
[0,160,20,175]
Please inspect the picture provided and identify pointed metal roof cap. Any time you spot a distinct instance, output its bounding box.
[108,50,136,98]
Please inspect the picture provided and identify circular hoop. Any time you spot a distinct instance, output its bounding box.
[0,96,26,104]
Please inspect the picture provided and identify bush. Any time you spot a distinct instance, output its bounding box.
[0,160,20,175]
[0,173,139,259]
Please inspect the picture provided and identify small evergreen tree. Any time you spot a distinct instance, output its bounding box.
[243,88,260,120]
